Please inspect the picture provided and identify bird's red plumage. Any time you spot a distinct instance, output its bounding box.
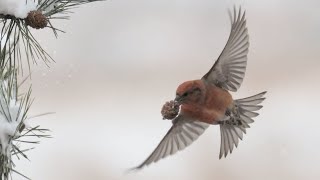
[178,80,233,124]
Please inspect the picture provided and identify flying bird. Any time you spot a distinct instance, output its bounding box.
[133,6,266,170]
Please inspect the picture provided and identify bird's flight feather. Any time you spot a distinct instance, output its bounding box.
[133,115,209,170]
[202,7,249,92]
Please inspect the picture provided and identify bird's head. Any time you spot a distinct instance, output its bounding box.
[175,80,206,105]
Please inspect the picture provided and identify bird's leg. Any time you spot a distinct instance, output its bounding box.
[234,118,243,126]
[232,104,240,117]
[220,105,242,126]
[223,117,242,126]
[232,104,243,125]
[225,109,231,116]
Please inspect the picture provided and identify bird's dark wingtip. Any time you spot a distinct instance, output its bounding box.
[124,168,138,174]
[125,165,143,174]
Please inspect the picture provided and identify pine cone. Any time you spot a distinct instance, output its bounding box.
[25,11,48,29]
[161,100,179,120]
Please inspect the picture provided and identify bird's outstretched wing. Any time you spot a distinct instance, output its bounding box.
[202,7,249,92]
[133,115,209,170]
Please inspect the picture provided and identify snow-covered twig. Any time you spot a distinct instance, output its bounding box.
[0,69,50,180]
[0,0,102,71]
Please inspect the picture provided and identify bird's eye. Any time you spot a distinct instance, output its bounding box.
[182,92,188,97]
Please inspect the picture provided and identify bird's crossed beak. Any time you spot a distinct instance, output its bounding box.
[174,95,182,104]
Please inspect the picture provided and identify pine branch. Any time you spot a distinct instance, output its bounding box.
[0,0,103,179]
[0,69,50,180]
[0,0,102,72]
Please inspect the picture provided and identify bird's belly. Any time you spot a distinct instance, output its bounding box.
[204,85,233,123]
[181,105,226,124]
[200,109,225,124]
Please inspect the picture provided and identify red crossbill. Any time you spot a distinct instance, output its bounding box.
[133,6,266,170]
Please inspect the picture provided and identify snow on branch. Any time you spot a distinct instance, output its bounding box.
[0,69,50,179]
[0,0,102,71]
[0,0,37,19]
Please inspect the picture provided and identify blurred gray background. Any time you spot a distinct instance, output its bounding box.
[14,0,320,179]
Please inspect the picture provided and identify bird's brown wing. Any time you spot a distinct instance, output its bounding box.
[132,115,209,170]
[202,7,249,92]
